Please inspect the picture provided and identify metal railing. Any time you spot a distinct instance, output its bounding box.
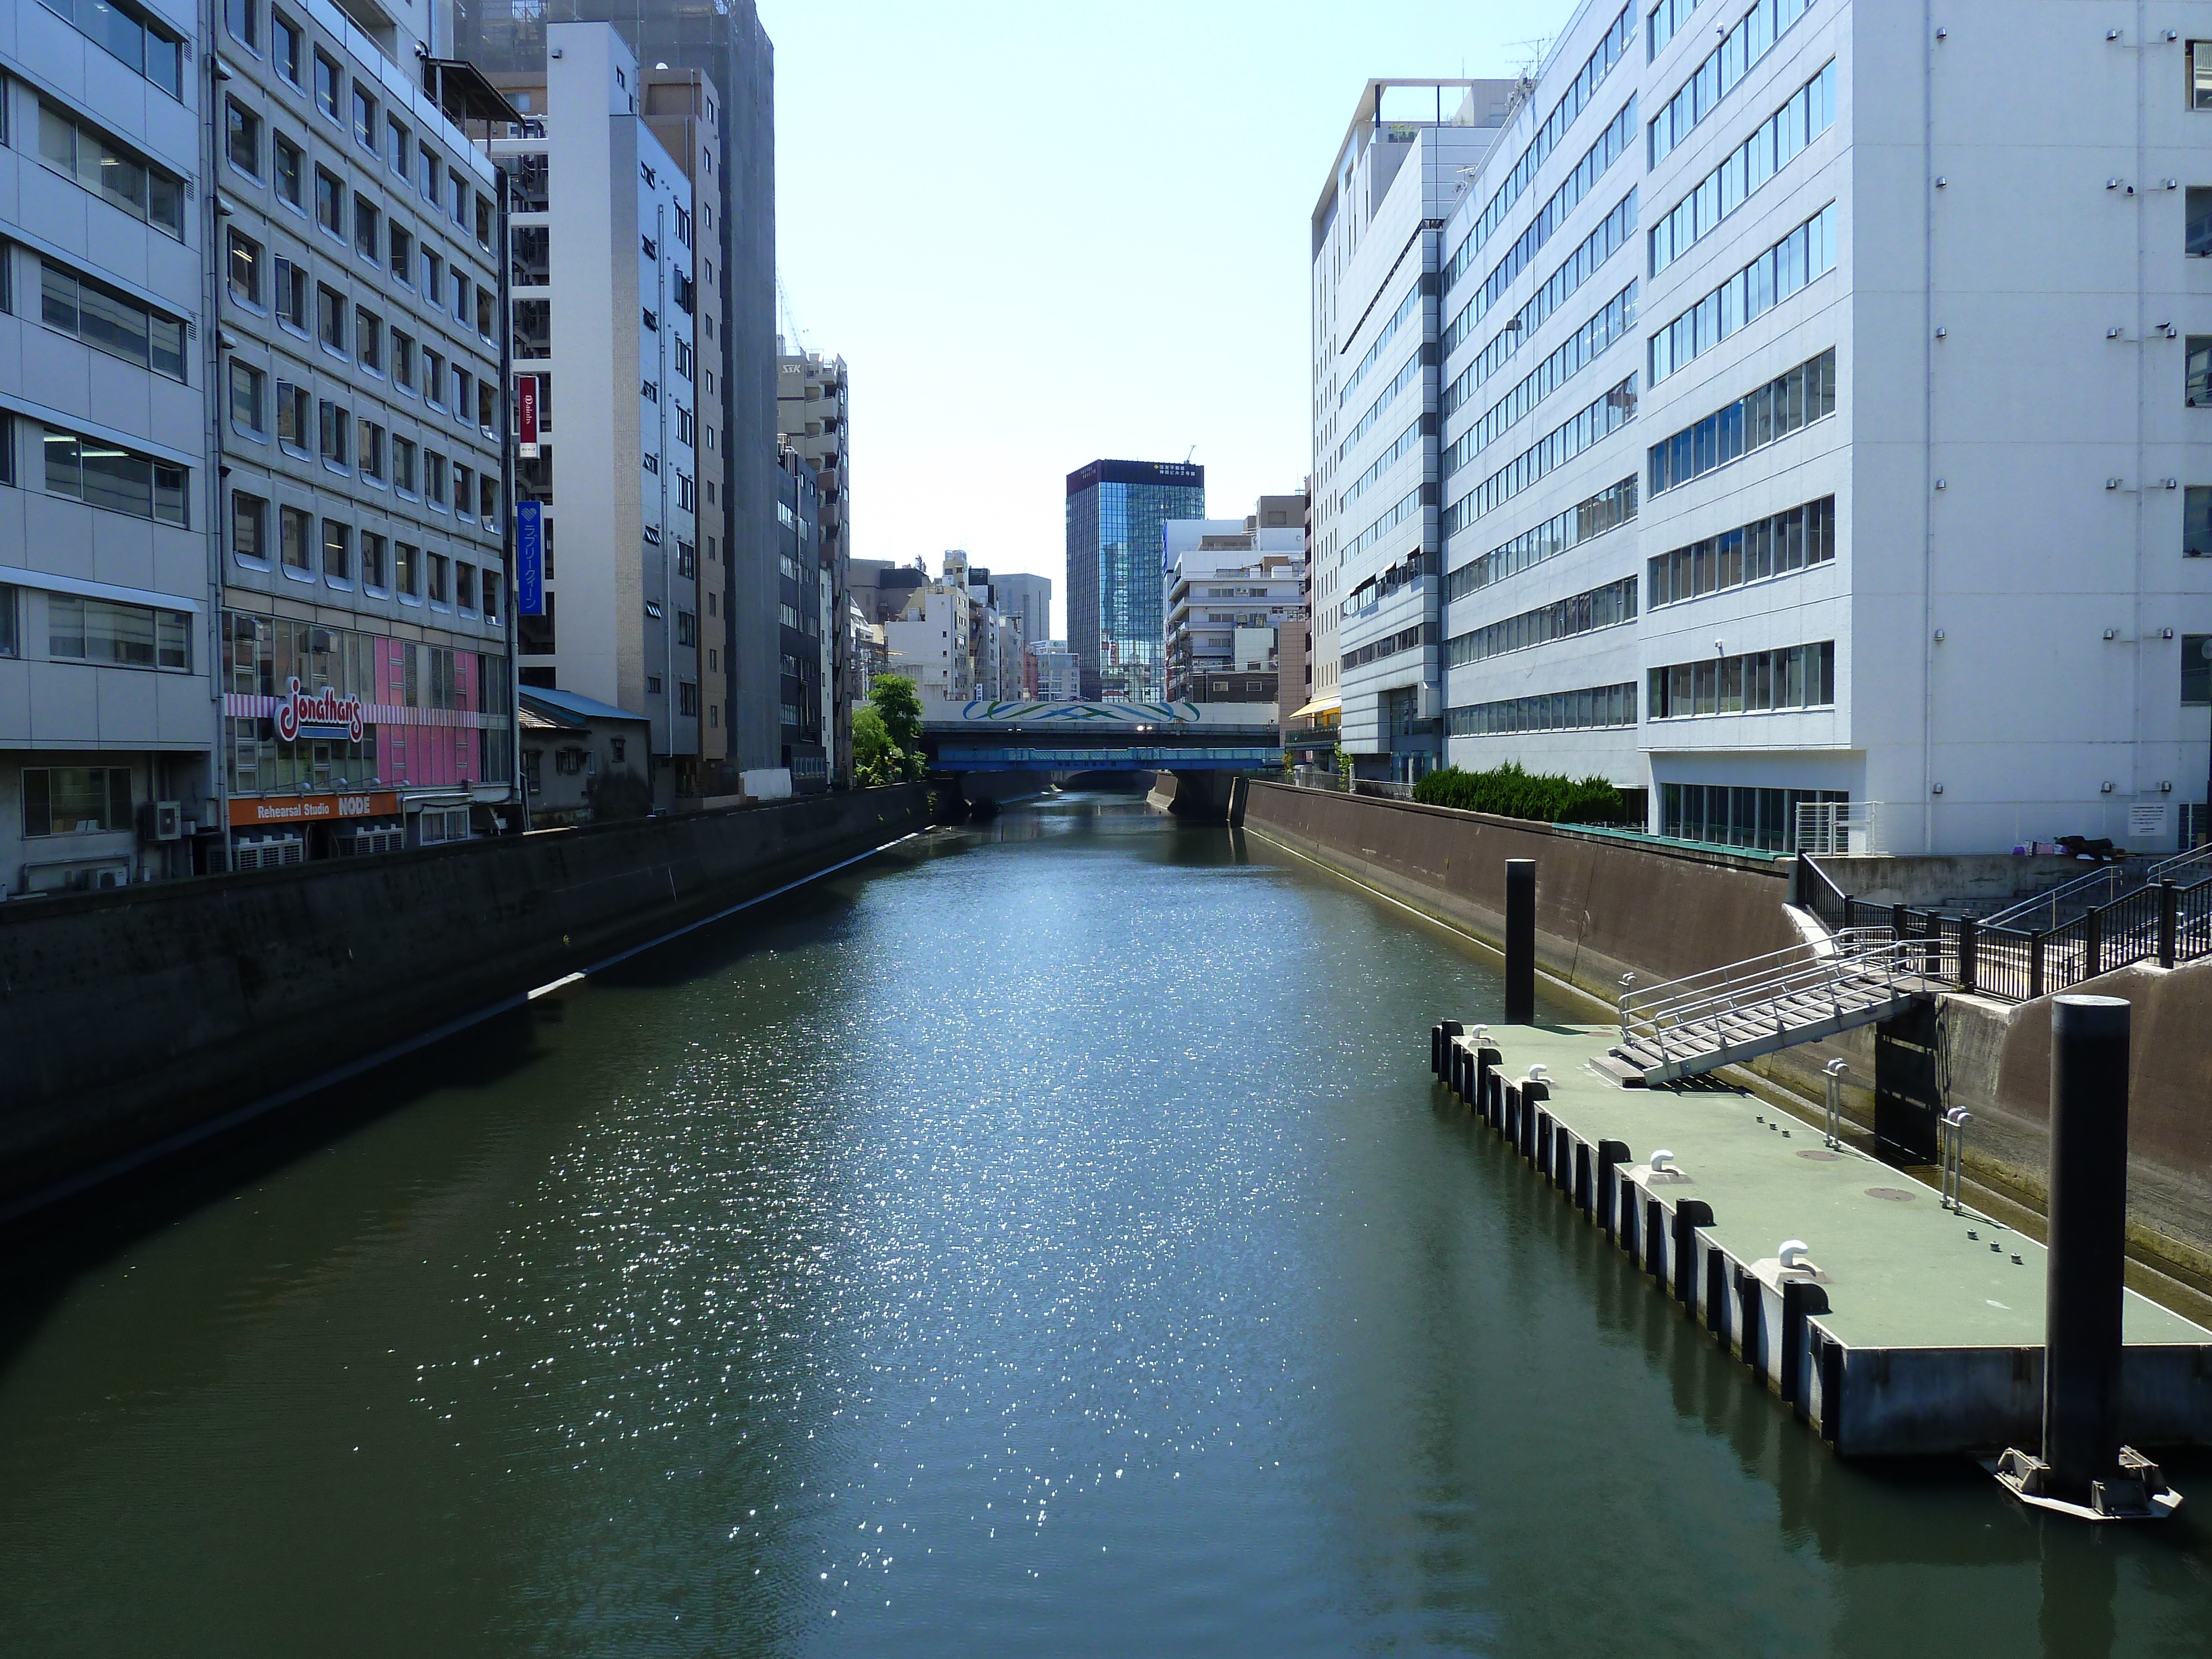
[1618,928,1926,1066]
[1353,778,1415,800]
[1794,799,1889,855]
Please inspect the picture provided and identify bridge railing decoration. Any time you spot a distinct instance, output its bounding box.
[953,698,1204,724]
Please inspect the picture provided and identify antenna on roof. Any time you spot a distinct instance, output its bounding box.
[1185,445,1196,463]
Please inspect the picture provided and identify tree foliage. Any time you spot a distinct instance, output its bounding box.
[853,705,900,787]
[1411,761,1624,825]
[857,675,928,785]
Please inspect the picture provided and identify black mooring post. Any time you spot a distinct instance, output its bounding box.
[2044,994,2132,1501]
[1505,858,1536,1023]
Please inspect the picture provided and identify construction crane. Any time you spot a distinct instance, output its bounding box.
[776,273,810,356]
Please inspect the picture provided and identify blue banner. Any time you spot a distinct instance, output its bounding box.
[517,500,544,615]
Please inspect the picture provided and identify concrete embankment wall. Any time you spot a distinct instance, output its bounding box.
[0,785,931,1217]
[1239,780,1796,1000]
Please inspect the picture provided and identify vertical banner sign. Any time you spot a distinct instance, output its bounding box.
[517,374,540,459]
[518,500,544,615]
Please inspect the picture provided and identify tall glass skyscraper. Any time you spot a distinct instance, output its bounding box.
[1065,460,1205,700]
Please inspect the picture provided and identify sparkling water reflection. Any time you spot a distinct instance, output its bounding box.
[1,796,2208,1655]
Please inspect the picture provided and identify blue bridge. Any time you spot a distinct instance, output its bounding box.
[920,698,1281,815]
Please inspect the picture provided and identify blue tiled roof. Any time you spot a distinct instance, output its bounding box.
[519,686,649,727]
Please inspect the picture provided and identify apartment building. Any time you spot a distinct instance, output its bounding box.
[453,0,779,779]
[774,442,826,786]
[1309,79,1517,771]
[776,346,850,784]
[883,574,974,703]
[483,22,705,806]
[1412,0,2212,854]
[212,0,517,866]
[2,0,217,893]
[1162,499,1306,712]
[1027,640,1079,702]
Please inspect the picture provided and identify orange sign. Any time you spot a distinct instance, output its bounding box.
[229,791,399,827]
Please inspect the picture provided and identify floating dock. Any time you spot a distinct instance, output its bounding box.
[1434,1022,2212,1457]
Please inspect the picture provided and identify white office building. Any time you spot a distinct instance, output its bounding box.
[1328,0,2212,853]
[2,0,217,894]
[1027,639,1079,701]
[1162,507,1305,712]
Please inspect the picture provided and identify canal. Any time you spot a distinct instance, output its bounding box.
[1,795,2208,1655]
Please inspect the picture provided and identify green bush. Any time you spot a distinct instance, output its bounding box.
[1411,761,1624,825]
[853,705,902,787]
[864,675,928,783]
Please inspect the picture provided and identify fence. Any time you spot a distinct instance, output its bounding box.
[1796,854,2212,1002]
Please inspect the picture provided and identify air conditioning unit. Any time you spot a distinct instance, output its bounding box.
[140,800,184,842]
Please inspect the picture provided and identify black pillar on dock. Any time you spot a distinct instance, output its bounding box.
[2043,994,2132,1501]
[1504,859,1536,1023]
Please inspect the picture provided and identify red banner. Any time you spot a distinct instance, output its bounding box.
[518,374,539,458]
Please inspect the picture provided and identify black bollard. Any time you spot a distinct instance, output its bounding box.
[1505,859,1536,1023]
[2043,994,2132,1502]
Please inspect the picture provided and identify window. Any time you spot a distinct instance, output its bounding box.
[315,51,341,122]
[424,451,446,504]
[361,533,387,590]
[1660,784,1847,852]
[38,105,185,238]
[482,572,501,620]
[456,562,476,612]
[677,540,697,578]
[677,609,696,646]
[1648,203,1838,385]
[21,768,133,837]
[357,419,383,481]
[232,491,268,564]
[453,462,472,515]
[2190,337,2212,408]
[0,586,17,659]
[476,286,495,340]
[1446,682,1637,737]
[395,541,419,596]
[48,594,189,671]
[353,85,377,152]
[427,552,449,602]
[455,370,472,426]
[678,473,696,512]
[316,168,345,237]
[1649,641,1835,718]
[392,436,416,492]
[225,0,258,48]
[393,331,416,392]
[2192,43,2212,110]
[451,269,469,322]
[477,379,497,434]
[356,308,382,371]
[2186,636,2212,705]
[274,258,306,330]
[43,429,187,525]
[317,399,348,467]
[2188,487,2212,557]
[322,518,350,581]
[419,143,438,199]
[275,380,307,447]
[228,361,265,432]
[38,0,181,97]
[424,348,445,406]
[476,194,493,247]
[1647,496,1835,605]
[41,261,186,379]
[1648,348,1836,495]
[317,285,346,351]
[354,195,380,260]
[280,505,311,570]
[271,9,299,82]
[449,169,467,223]
[226,99,262,176]
[679,681,700,717]
[389,223,413,284]
[226,228,264,305]
[479,472,497,521]
[274,134,302,207]
[422,249,443,303]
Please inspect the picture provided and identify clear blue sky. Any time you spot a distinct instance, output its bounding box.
[759,0,1576,638]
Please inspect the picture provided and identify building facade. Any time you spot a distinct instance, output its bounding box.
[1161,499,1306,714]
[213,0,517,865]
[1311,79,1517,782]
[1419,0,2212,854]
[992,571,1051,656]
[776,346,849,783]
[485,22,702,807]
[1065,457,1203,700]
[2,0,217,893]
[883,573,974,702]
[452,0,782,775]
[1027,640,1079,702]
[774,442,826,785]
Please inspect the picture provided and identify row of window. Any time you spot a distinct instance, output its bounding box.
[1447,681,1637,736]
[1339,284,1422,410]
[1340,346,1426,461]
[1648,0,1818,167]
[1446,575,1637,668]
[39,0,182,99]
[1340,416,1427,514]
[38,424,190,526]
[1647,347,1836,495]
[1646,495,1835,606]
[35,101,186,241]
[19,765,135,838]
[1646,0,1708,61]
[1651,60,1835,276]
[1448,3,1634,291]
[30,253,187,382]
[1446,188,1637,392]
[222,611,509,713]
[1468,100,1636,340]
[1447,281,1636,477]
[1444,375,1638,539]
[1661,782,1848,852]
[0,584,190,672]
[228,491,502,615]
[1340,621,1435,675]
[1444,476,1639,601]
[1344,483,1431,564]
[1648,202,1836,385]
[1647,640,1835,718]
[229,367,496,529]
[224,0,496,248]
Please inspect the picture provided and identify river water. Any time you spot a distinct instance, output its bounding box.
[1,795,2208,1655]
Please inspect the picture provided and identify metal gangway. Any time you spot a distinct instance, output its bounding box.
[1613,927,1935,1085]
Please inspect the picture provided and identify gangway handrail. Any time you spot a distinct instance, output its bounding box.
[1981,861,2135,931]
[1619,933,1927,1061]
[1620,928,1895,1021]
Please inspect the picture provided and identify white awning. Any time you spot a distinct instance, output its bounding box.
[1287,696,1341,721]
